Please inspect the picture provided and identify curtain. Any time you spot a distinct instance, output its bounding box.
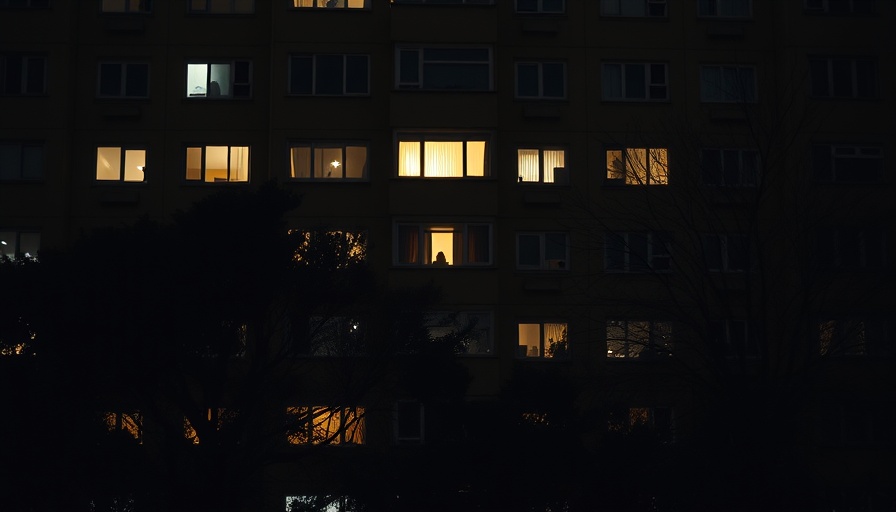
[229,146,249,182]
[467,224,490,264]
[398,225,419,264]
[518,149,539,182]
[398,141,420,177]
[424,141,462,177]
[543,149,565,183]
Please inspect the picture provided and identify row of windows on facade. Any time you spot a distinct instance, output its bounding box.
[2,0,878,18]
[0,141,884,185]
[0,54,880,101]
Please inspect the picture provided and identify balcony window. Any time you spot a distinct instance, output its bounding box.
[809,56,877,99]
[600,0,666,16]
[98,62,149,98]
[700,65,756,103]
[602,62,668,101]
[0,142,44,180]
[606,320,672,358]
[288,54,369,96]
[186,60,251,98]
[516,61,565,99]
[698,0,750,17]
[395,223,492,267]
[292,0,366,7]
[605,232,671,272]
[517,148,566,184]
[0,230,40,261]
[515,0,564,12]
[397,133,489,178]
[804,0,874,15]
[702,234,749,272]
[701,148,759,186]
[286,406,365,445]
[518,321,568,359]
[0,54,46,95]
[188,0,253,13]
[517,232,569,270]
[185,145,249,183]
[96,147,146,182]
[606,147,668,185]
[811,144,882,183]
[289,142,368,180]
[819,319,889,357]
[101,0,152,12]
[396,46,492,91]
[814,227,884,269]
[425,310,493,355]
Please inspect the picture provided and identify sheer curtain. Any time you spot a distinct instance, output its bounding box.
[229,146,249,182]
[518,149,539,182]
[398,141,421,177]
[543,149,565,183]
[424,141,462,177]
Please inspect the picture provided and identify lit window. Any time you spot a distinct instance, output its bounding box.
[701,148,759,186]
[602,63,668,101]
[606,320,672,358]
[292,0,366,7]
[702,234,749,272]
[517,321,568,359]
[288,54,369,96]
[185,60,251,98]
[286,496,361,512]
[0,54,46,95]
[395,401,424,444]
[0,142,44,180]
[804,0,874,15]
[425,310,493,355]
[600,0,666,16]
[292,230,367,267]
[286,406,365,445]
[184,408,237,445]
[814,227,884,269]
[515,0,564,13]
[0,0,50,6]
[396,46,492,91]
[97,62,149,98]
[397,133,489,178]
[811,144,882,183]
[709,319,758,359]
[185,145,249,183]
[698,0,751,17]
[517,232,569,270]
[101,0,152,12]
[103,411,143,443]
[395,222,492,266]
[607,406,673,442]
[517,148,566,184]
[819,319,889,357]
[188,0,254,13]
[289,142,368,180]
[809,56,877,99]
[604,232,671,272]
[0,230,40,261]
[606,147,668,185]
[700,65,756,103]
[515,61,565,99]
[96,147,146,182]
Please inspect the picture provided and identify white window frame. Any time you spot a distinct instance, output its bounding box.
[0,54,46,95]
[600,0,667,17]
[515,0,564,13]
[515,61,566,100]
[188,0,254,13]
[97,62,150,98]
[699,65,757,103]
[700,148,759,187]
[702,234,749,272]
[425,310,493,355]
[396,133,490,178]
[0,141,44,180]
[516,232,569,270]
[290,0,367,8]
[517,147,567,184]
[601,62,668,101]
[811,144,882,183]
[288,54,369,96]
[0,230,40,261]
[288,142,369,180]
[697,0,751,17]
[606,320,672,359]
[604,231,671,272]
[95,146,146,182]
[394,222,493,267]
[606,147,669,185]
[517,321,569,359]
[101,0,152,12]
[185,145,250,183]
[395,400,424,444]
[396,46,493,91]
[185,60,252,98]
[809,56,877,99]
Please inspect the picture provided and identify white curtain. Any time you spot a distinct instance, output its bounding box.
[518,149,539,182]
[230,146,249,182]
[543,149,565,183]
[424,141,462,177]
[398,141,420,177]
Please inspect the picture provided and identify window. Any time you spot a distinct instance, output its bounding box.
[425,310,493,355]
[517,148,566,184]
[286,497,362,512]
[818,402,892,448]
[517,232,569,270]
[185,145,249,182]
[698,0,750,17]
[288,54,369,96]
[286,406,365,445]
[702,234,749,272]
[515,0,564,12]
[101,0,152,12]
[515,61,565,99]
[103,411,142,443]
[607,406,673,441]
[809,56,877,99]
[518,322,568,359]
[811,144,882,183]
[292,230,367,267]
[601,63,668,101]
[709,319,758,358]
[289,142,368,180]
[97,62,149,98]
[606,147,668,184]
[804,0,874,15]
[814,227,885,269]
[700,65,756,103]
[396,46,492,91]
[605,232,671,272]
[0,54,46,95]
[606,320,672,358]
[185,60,251,98]
[95,147,146,182]
[0,0,49,7]
[397,133,489,178]
[188,0,253,13]
[701,148,759,186]
[0,230,40,260]
[395,401,424,443]
[395,222,492,266]
[0,142,44,180]
[600,0,666,16]
[819,319,889,357]
[292,0,366,7]
[184,408,237,445]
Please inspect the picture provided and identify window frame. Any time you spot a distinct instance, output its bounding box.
[95,146,147,182]
[0,141,44,181]
[709,319,758,359]
[811,143,882,183]
[601,62,669,101]
[700,148,759,187]
[424,310,494,355]
[395,45,493,91]
[517,321,569,359]
[516,232,570,271]
[395,400,425,444]
[187,0,254,13]
[101,0,152,12]
[605,147,669,185]
[814,227,885,270]
[396,132,491,178]
[600,0,667,17]
[515,0,565,13]
[702,233,750,272]
[288,54,370,96]
[0,54,47,96]
[606,320,673,359]
[185,60,252,99]
[808,56,877,99]
[697,0,751,18]
[515,61,566,100]
[604,231,672,272]
[517,147,567,184]
[184,145,250,183]
[285,405,366,446]
[699,65,757,103]
[97,61,150,99]
[0,229,40,261]
[288,141,369,181]
[394,222,493,267]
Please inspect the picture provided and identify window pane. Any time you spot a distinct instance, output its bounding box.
[424,141,462,177]
[289,57,312,94]
[624,64,646,98]
[602,64,622,99]
[125,63,148,97]
[398,50,420,85]
[542,62,564,97]
[345,55,368,94]
[21,145,43,179]
[24,57,44,94]
[96,147,121,180]
[186,147,202,180]
[344,146,367,179]
[545,233,567,261]
[467,225,489,263]
[229,146,249,182]
[543,149,564,183]
[466,140,486,177]
[518,323,541,357]
[208,63,230,96]
[398,141,421,177]
[99,63,122,96]
[518,234,540,266]
[0,145,20,179]
[205,146,228,182]
[123,149,145,182]
[187,64,208,96]
[290,146,311,178]
[315,55,343,95]
[102,0,127,11]
[517,63,538,97]
[314,147,342,178]
[518,149,539,182]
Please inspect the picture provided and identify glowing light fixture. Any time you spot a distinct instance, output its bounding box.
[331,160,340,168]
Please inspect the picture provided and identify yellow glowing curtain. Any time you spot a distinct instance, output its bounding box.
[543,149,565,183]
[424,141,463,177]
[398,141,421,176]
[518,149,539,182]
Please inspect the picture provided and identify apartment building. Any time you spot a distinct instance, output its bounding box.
[1,1,893,511]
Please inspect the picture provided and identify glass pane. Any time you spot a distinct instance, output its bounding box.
[345,55,368,94]
[544,149,565,183]
[208,63,230,96]
[125,63,149,97]
[518,323,541,357]
[289,56,312,94]
[466,140,486,176]
[344,146,367,179]
[602,64,622,99]
[542,62,565,97]
[429,229,454,265]
[290,146,311,178]
[315,55,343,95]
[518,234,541,267]
[545,233,567,261]
[229,146,249,182]
[0,230,16,258]
[518,149,539,182]
[398,141,421,177]
[424,141,462,177]
[185,147,202,180]
[314,147,343,178]
[186,63,208,96]
[96,147,121,180]
[516,63,539,97]
[102,0,127,11]
[204,146,228,182]
[99,63,122,96]
[123,149,145,182]
[0,145,20,179]
[424,63,489,90]
[624,64,646,99]
[18,232,40,259]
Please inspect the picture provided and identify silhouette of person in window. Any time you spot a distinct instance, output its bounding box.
[432,251,448,266]
[208,81,221,97]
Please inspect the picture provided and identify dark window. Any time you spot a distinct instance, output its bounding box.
[809,56,877,99]
[288,55,369,96]
[98,62,149,98]
[812,144,882,183]
[0,55,46,95]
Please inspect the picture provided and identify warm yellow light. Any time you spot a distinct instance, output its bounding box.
[331,160,340,168]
